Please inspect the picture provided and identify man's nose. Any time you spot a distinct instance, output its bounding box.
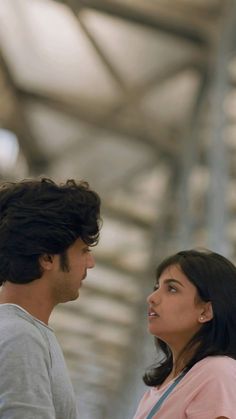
[87,252,95,269]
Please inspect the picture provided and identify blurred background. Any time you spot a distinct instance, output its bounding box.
[0,0,236,417]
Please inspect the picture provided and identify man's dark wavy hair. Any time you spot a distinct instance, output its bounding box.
[0,177,101,285]
[143,249,236,387]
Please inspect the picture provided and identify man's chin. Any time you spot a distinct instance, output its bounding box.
[72,290,80,301]
[66,290,80,303]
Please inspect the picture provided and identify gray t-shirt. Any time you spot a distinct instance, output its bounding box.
[0,304,78,419]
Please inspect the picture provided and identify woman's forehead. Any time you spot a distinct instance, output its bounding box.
[158,264,194,287]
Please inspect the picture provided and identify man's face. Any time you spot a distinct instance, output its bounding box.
[50,238,95,303]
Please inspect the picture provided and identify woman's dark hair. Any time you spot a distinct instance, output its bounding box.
[143,249,236,386]
[0,177,101,285]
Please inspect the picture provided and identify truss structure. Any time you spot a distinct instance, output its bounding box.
[0,0,236,417]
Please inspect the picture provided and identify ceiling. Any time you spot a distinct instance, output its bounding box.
[0,0,236,417]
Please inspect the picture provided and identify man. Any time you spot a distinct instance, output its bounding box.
[0,177,101,418]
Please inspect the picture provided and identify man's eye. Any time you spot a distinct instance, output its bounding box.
[153,283,159,291]
[83,247,91,254]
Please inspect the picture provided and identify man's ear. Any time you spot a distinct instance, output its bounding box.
[198,301,213,323]
[39,254,54,271]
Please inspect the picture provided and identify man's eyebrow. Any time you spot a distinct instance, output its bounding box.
[163,278,185,287]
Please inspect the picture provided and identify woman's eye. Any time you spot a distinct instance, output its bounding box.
[168,285,177,293]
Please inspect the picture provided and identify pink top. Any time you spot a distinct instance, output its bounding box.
[133,356,236,418]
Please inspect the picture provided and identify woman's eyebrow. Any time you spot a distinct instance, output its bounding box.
[163,278,185,287]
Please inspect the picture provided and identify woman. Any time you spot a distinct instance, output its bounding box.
[133,249,236,419]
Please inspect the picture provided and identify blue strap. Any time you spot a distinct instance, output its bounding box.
[146,371,186,419]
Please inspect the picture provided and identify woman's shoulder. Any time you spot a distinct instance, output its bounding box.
[189,356,236,380]
[196,355,236,368]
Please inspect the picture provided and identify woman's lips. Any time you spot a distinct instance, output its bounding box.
[148,307,159,317]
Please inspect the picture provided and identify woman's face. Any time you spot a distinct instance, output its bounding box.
[147,264,208,348]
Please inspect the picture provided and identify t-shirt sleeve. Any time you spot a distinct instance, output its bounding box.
[186,360,236,419]
[0,321,56,419]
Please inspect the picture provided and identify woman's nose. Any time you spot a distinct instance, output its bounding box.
[147,290,160,305]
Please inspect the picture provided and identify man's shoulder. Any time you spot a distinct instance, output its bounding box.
[0,304,49,349]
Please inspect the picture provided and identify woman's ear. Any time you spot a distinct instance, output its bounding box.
[199,302,213,323]
[39,254,54,271]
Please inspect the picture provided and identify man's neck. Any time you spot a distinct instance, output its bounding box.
[0,281,54,325]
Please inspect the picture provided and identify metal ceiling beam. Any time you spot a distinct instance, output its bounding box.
[93,256,145,278]
[18,88,179,155]
[62,1,208,131]
[0,52,49,174]
[67,0,182,156]
[176,69,210,248]
[67,1,128,92]
[102,206,152,229]
[110,58,206,114]
[75,0,211,46]
[206,1,235,256]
